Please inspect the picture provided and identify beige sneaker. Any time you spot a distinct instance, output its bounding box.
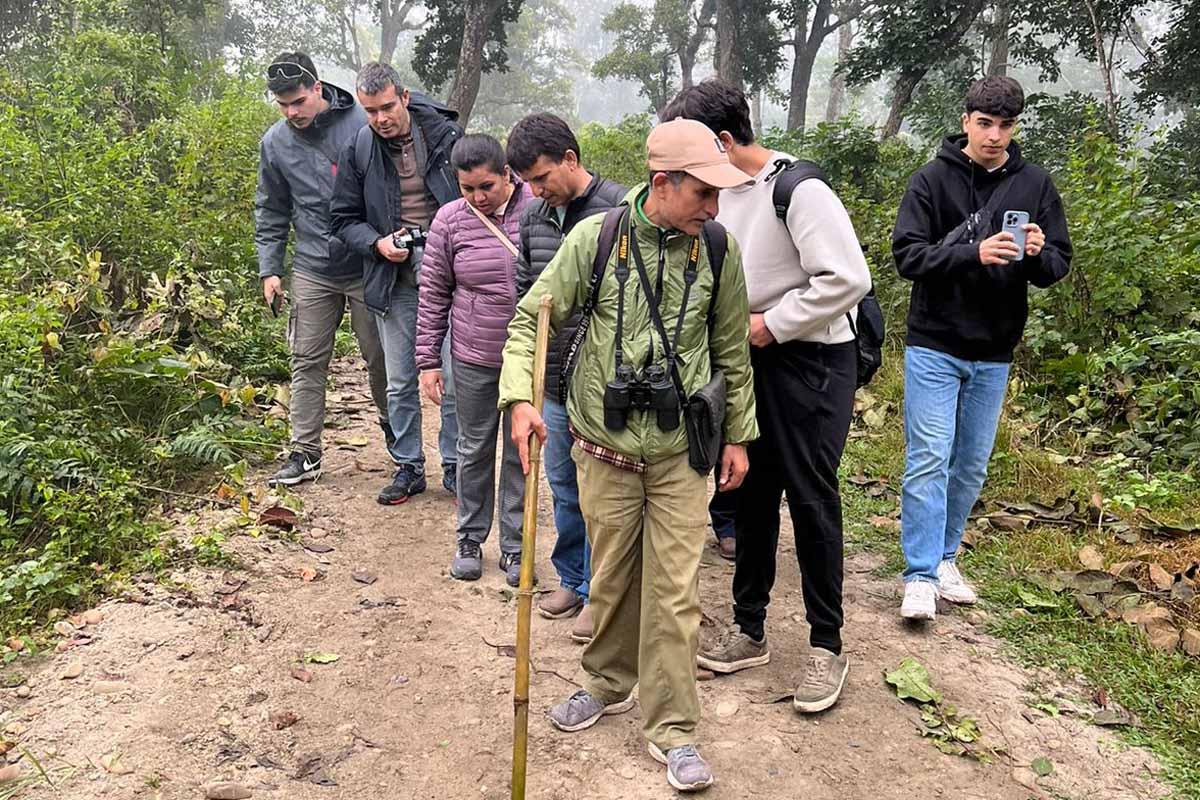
[792,647,849,714]
[696,626,769,674]
[936,560,978,604]
[538,587,584,619]
[570,605,592,643]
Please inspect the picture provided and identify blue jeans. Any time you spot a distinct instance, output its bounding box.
[374,274,458,470]
[543,398,589,601]
[901,346,1009,584]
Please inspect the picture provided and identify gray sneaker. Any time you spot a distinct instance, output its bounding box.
[792,647,849,714]
[546,689,635,733]
[696,626,770,674]
[450,540,483,581]
[648,743,714,792]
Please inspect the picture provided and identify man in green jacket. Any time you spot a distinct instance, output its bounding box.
[499,118,757,793]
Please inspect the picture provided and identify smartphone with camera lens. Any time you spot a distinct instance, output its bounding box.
[1001,210,1029,261]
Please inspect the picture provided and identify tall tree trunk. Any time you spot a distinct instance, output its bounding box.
[882,71,922,138]
[787,0,833,133]
[752,87,764,134]
[825,12,854,121]
[1080,0,1119,136]
[881,0,984,138]
[986,0,1012,76]
[447,0,504,126]
[380,1,420,67]
[679,0,716,89]
[715,0,743,89]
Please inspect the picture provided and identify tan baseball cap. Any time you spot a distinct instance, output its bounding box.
[646,118,753,189]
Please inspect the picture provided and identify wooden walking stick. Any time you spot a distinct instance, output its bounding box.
[512,294,554,800]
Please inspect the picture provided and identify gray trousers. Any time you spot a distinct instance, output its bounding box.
[452,358,523,554]
[287,270,389,457]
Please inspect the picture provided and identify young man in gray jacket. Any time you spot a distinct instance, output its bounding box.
[663,80,871,713]
[255,52,390,486]
[505,113,625,643]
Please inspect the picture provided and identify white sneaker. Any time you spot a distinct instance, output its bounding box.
[936,560,978,605]
[901,580,937,621]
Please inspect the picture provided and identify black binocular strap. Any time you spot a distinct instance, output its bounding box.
[627,227,700,406]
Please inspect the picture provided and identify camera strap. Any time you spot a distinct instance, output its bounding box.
[612,214,633,373]
[626,223,701,406]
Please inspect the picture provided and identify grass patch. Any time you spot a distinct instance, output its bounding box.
[842,350,1200,799]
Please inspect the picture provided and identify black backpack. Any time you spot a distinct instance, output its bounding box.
[768,158,885,387]
[558,205,727,403]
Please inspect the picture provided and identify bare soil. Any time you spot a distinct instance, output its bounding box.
[0,360,1167,800]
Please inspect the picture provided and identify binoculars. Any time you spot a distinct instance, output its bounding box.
[603,363,680,432]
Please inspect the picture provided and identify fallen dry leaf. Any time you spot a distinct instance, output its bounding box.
[1181,628,1200,657]
[290,667,314,683]
[5,637,25,652]
[1078,546,1105,571]
[869,515,901,533]
[1148,563,1174,592]
[302,540,334,554]
[298,566,319,582]
[1143,619,1181,652]
[258,505,300,531]
[351,571,378,585]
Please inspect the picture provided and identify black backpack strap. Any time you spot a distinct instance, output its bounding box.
[557,205,628,403]
[769,158,829,226]
[354,124,374,176]
[700,220,727,334]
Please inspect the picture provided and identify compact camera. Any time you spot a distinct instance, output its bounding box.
[392,227,428,250]
[603,363,680,431]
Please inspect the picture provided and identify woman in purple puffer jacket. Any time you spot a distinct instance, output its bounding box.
[416,134,533,586]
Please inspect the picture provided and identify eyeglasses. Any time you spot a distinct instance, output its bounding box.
[266,61,317,83]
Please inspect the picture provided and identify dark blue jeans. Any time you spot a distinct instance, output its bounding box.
[543,398,589,601]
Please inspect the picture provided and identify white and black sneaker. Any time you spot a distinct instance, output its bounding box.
[268,451,322,486]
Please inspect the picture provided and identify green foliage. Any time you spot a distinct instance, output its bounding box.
[576,115,654,187]
[0,30,286,634]
[1147,108,1200,198]
[1020,91,1134,175]
[1134,0,1200,107]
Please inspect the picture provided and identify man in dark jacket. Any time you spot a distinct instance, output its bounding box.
[255,52,390,487]
[505,113,626,644]
[331,62,462,506]
[892,76,1072,621]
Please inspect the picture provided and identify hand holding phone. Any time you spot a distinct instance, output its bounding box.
[1001,210,1029,261]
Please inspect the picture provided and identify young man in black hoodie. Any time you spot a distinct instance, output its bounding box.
[892,77,1072,621]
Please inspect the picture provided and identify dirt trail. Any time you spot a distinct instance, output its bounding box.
[1,359,1166,800]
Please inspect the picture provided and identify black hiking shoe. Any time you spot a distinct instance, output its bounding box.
[442,464,458,497]
[377,464,427,505]
[450,539,483,581]
[268,451,321,487]
[499,551,535,588]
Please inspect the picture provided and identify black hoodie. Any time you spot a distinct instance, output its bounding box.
[892,135,1072,362]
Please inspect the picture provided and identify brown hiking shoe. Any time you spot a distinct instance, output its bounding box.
[539,587,584,620]
[696,626,769,674]
[570,605,593,643]
[717,537,736,560]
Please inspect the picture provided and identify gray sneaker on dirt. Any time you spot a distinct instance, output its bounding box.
[450,539,483,581]
[268,451,321,486]
[547,689,635,733]
[648,743,714,792]
[792,647,849,714]
[696,627,770,674]
[499,551,534,588]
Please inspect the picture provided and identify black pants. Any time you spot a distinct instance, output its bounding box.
[732,340,857,654]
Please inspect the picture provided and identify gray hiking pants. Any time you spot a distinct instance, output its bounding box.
[287,270,389,457]
[452,358,523,554]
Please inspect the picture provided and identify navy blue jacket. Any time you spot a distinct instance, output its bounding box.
[331,92,462,315]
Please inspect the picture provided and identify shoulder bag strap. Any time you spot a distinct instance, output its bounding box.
[467,201,520,258]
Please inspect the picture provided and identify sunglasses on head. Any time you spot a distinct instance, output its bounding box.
[266,61,317,83]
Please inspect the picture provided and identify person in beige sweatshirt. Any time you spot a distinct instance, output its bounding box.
[662,79,870,714]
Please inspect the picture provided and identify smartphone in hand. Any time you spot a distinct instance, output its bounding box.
[270,292,283,317]
[1002,210,1029,261]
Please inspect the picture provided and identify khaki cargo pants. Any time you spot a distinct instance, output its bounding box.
[572,444,708,750]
